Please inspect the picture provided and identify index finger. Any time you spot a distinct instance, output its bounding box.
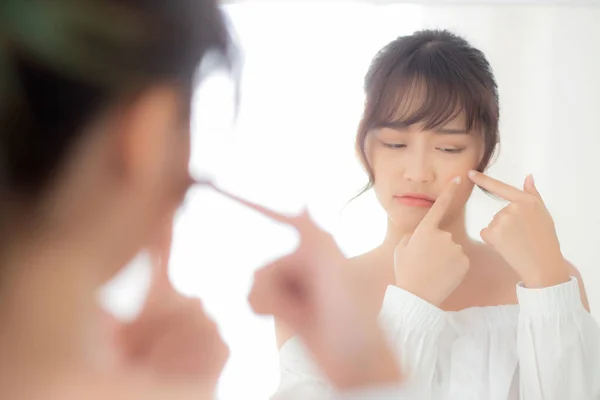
[207,181,298,228]
[468,170,524,201]
[419,176,461,228]
[146,216,175,295]
[151,216,173,267]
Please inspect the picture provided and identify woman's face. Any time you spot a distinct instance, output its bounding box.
[368,112,483,232]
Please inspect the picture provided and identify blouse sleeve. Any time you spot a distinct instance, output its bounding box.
[334,385,419,400]
[516,277,600,400]
[270,336,335,400]
[272,285,453,400]
[378,285,454,396]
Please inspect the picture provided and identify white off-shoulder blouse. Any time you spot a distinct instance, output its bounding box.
[273,278,600,400]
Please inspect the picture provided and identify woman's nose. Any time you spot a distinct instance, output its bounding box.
[401,150,434,183]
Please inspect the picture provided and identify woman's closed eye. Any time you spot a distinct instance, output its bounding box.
[381,142,406,149]
[380,142,465,153]
[437,147,466,154]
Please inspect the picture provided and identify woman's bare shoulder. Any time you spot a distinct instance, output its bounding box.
[348,248,387,272]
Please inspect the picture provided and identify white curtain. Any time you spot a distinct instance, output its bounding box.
[100,2,600,399]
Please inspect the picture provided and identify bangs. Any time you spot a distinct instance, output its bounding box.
[364,51,496,134]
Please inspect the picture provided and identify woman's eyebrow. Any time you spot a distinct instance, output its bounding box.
[435,127,468,134]
[379,122,409,130]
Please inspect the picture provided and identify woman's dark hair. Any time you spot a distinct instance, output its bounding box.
[0,0,235,202]
[355,29,499,195]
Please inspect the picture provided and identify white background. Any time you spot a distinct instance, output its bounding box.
[100,2,600,399]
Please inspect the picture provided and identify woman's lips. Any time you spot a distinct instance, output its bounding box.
[394,194,435,208]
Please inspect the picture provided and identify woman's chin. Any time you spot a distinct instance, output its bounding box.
[386,208,427,232]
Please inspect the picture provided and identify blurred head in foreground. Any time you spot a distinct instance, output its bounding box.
[0,0,234,391]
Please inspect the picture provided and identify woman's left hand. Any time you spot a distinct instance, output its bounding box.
[468,170,570,288]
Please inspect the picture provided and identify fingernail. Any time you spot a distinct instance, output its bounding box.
[452,176,462,184]
[468,170,477,178]
[528,174,535,184]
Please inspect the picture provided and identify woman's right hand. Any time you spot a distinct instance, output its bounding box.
[225,196,402,391]
[393,177,470,307]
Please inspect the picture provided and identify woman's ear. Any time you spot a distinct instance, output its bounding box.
[115,85,183,186]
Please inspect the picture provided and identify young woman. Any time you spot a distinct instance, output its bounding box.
[273,29,600,400]
[0,1,406,399]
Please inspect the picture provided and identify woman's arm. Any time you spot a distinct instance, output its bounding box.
[517,275,600,400]
[275,319,295,350]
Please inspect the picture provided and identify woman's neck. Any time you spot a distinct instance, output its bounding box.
[0,239,116,386]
